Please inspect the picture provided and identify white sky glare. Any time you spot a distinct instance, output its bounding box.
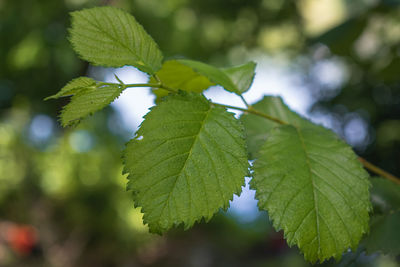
[106,66,154,134]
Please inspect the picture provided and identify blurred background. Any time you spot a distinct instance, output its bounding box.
[0,0,399,266]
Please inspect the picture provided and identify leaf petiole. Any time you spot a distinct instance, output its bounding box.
[99,82,163,89]
[239,95,250,108]
[212,102,288,125]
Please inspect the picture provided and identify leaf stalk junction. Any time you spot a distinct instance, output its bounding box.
[106,80,400,185]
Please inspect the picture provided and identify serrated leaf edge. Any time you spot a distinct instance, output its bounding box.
[122,92,249,234]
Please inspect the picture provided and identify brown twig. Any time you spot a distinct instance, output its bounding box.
[358,157,400,185]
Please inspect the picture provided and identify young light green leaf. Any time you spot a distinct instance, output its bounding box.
[149,60,215,98]
[240,96,313,159]
[44,77,96,100]
[364,211,400,255]
[123,92,249,234]
[223,61,256,93]
[61,83,123,127]
[177,59,241,94]
[252,124,371,263]
[69,6,163,74]
[150,59,256,96]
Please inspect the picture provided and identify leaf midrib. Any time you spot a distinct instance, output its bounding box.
[295,126,322,254]
[157,103,213,226]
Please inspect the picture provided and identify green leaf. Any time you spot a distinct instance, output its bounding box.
[44,77,96,100]
[123,92,249,233]
[178,59,241,94]
[364,179,400,256]
[370,178,400,213]
[252,124,371,263]
[223,61,256,93]
[312,16,367,56]
[150,60,215,98]
[45,76,123,126]
[69,6,163,74]
[61,83,123,127]
[150,59,256,96]
[364,211,400,255]
[240,96,313,159]
[376,57,400,84]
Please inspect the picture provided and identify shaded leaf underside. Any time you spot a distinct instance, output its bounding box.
[365,178,400,255]
[364,211,400,255]
[370,178,400,212]
[223,61,256,94]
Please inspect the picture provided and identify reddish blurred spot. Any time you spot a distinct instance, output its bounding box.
[6,225,37,255]
[269,231,288,253]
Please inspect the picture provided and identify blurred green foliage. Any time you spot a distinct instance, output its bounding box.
[0,0,399,266]
[0,100,155,265]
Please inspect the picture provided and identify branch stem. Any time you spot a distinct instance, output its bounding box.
[358,157,400,185]
[212,104,400,184]
[124,83,161,88]
[212,103,288,125]
[100,82,161,88]
[103,80,400,184]
[239,95,250,108]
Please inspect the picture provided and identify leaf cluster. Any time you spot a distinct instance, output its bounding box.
[45,6,400,264]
